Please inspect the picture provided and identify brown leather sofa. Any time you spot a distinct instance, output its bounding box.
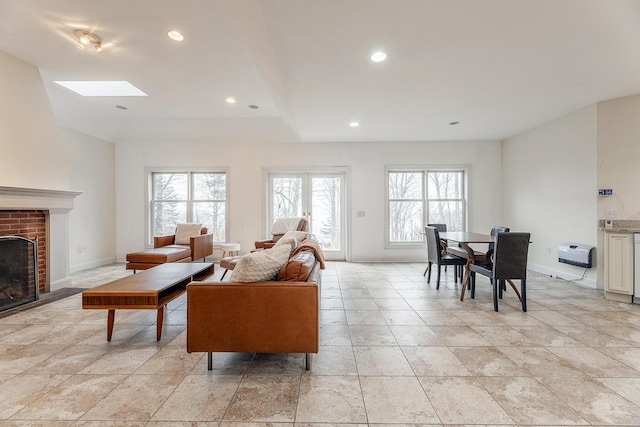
[187,240,322,370]
[126,227,213,272]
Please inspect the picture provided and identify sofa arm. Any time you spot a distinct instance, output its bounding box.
[191,233,213,261]
[186,281,319,354]
[154,235,176,248]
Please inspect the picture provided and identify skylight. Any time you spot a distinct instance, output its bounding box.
[54,81,147,97]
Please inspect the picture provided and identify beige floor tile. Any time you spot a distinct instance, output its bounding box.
[360,376,439,424]
[151,375,241,421]
[553,325,637,347]
[596,377,640,406]
[38,324,105,346]
[428,325,492,346]
[306,346,357,376]
[11,374,125,420]
[0,373,70,419]
[598,346,640,371]
[245,353,305,375]
[497,346,585,377]
[510,325,585,346]
[345,309,387,325]
[190,352,253,375]
[342,298,378,310]
[0,421,74,426]
[526,310,586,326]
[78,346,159,375]
[135,346,203,375]
[415,310,465,325]
[223,375,299,422]
[478,376,588,425]
[26,345,111,374]
[547,346,640,377]
[348,325,397,346]
[389,325,444,346]
[540,376,640,425]
[319,309,347,324]
[80,374,183,421]
[469,325,537,346]
[295,376,366,423]
[0,344,68,374]
[450,346,522,376]
[419,376,513,424]
[318,324,352,346]
[353,346,413,376]
[380,310,425,325]
[402,346,470,376]
[0,324,69,345]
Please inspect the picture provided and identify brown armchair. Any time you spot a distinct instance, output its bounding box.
[154,226,213,261]
[255,217,309,250]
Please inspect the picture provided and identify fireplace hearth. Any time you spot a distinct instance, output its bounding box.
[0,236,38,312]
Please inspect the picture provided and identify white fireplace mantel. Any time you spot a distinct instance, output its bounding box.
[0,185,82,291]
[0,185,81,212]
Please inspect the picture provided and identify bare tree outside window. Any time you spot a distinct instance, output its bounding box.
[312,177,341,249]
[389,172,424,242]
[273,177,302,219]
[151,171,227,242]
[388,169,466,243]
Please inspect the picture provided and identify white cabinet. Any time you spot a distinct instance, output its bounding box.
[605,232,634,301]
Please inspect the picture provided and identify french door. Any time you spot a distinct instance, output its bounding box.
[268,172,345,260]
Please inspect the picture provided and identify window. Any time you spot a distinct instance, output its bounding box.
[150,171,227,243]
[388,169,466,243]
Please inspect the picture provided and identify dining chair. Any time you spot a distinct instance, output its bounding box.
[423,226,467,289]
[469,226,511,294]
[469,232,530,312]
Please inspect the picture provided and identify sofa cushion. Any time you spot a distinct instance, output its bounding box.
[277,250,316,281]
[230,244,292,282]
[175,223,202,245]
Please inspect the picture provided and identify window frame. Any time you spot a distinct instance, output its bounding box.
[145,168,229,247]
[385,166,468,247]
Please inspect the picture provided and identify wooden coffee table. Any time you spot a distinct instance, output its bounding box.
[82,262,214,341]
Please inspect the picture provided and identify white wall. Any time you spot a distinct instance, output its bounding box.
[0,50,69,190]
[115,139,502,263]
[502,105,599,287]
[597,94,640,219]
[63,127,116,272]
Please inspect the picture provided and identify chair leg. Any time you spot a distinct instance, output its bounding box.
[492,277,499,312]
[427,262,432,283]
[454,265,458,283]
[521,279,527,312]
[470,272,476,299]
[423,263,429,277]
[436,265,442,290]
[221,269,228,280]
[498,279,503,299]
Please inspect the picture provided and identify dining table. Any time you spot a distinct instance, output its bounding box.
[439,231,494,301]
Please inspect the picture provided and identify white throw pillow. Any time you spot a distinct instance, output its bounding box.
[274,234,298,251]
[174,223,202,245]
[277,230,309,241]
[230,244,292,282]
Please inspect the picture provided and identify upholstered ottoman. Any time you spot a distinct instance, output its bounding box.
[126,246,192,272]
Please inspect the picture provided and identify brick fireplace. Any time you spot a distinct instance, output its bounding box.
[0,186,81,294]
[0,210,47,293]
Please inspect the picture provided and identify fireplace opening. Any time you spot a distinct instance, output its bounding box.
[0,236,39,312]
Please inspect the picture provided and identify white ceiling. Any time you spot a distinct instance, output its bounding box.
[1,0,639,144]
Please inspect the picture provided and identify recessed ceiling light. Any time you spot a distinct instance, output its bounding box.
[248,104,259,109]
[54,81,147,97]
[115,105,128,110]
[167,30,184,41]
[350,121,360,127]
[370,51,387,62]
[449,121,460,125]
[226,97,236,104]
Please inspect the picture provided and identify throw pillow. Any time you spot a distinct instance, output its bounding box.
[274,234,298,251]
[174,223,202,245]
[230,244,292,282]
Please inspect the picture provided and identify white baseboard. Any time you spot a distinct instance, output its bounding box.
[527,262,599,289]
[70,257,117,274]
[49,276,71,292]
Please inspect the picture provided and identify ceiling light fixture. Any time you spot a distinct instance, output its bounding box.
[449,121,460,125]
[248,104,259,109]
[167,30,184,41]
[74,29,103,53]
[226,97,236,104]
[370,51,387,62]
[350,121,360,127]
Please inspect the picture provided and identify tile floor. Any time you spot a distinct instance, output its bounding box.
[1,262,640,426]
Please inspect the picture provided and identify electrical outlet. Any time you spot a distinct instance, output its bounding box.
[606,209,618,218]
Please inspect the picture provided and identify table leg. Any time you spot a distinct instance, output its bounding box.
[459,243,474,302]
[107,309,115,342]
[156,306,165,341]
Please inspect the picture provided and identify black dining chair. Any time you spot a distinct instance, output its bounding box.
[423,226,467,289]
[469,226,511,294]
[469,232,531,312]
